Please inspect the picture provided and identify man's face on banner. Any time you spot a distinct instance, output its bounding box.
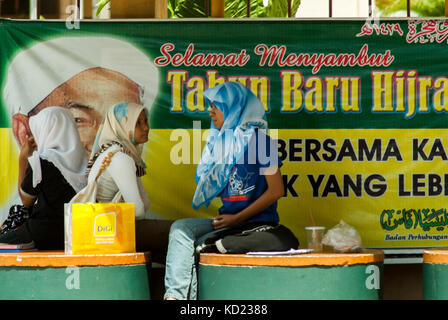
[12,67,141,156]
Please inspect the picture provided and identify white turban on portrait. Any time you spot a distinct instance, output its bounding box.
[3,36,159,117]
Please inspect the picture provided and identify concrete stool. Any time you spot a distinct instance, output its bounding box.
[423,248,448,300]
[199,250,384,300]
[0,250,151,300]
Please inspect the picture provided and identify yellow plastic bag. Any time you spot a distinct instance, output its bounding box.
[65,202,136,254]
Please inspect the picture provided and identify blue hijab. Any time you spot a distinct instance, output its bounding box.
[192,82,267,209]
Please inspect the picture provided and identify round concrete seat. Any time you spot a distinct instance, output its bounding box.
[423,248,448,300]
[0,250,151,300]
[199,250,384,300]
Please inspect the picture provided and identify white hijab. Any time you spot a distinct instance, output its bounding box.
[28,107,88,192]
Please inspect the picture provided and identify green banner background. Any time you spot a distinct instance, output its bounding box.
[2,19,448,249]
[1,19,448,129]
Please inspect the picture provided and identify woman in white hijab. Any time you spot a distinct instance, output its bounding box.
[85,101,173,264]
[85,102,150,219]
[0,107,87,249]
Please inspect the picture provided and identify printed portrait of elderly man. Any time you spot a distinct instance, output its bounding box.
[3,36,159,156]
[2,36,174,261]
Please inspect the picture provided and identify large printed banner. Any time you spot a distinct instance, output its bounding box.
[1,18,448,249]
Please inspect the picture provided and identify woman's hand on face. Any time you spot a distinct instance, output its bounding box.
[212,214,242,229]
[19,135,36,159]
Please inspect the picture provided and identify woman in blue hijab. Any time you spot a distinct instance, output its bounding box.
[164,82,285,300]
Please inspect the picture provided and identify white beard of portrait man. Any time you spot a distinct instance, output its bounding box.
[4,36,159,156]
[13,68,141,156]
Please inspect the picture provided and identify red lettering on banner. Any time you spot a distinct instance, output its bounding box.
[254,44,394,74]
[154,43,175,66]
[356,22,404,37]
[154,43,250,67]
[357,23,373,37]
[407,20,448,44]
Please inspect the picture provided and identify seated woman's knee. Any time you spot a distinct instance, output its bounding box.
[170,218,196,235]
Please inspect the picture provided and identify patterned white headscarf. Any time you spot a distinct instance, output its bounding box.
[87,102,147,177]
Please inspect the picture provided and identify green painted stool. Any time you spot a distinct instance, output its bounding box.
[423,248,448,300]
[0,250,151,300]
[199,250,384,300]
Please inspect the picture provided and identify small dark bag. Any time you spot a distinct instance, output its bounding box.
[197,221,299,254]
[0,205,34,234]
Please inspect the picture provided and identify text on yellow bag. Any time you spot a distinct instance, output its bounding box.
[70,203,135,254]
